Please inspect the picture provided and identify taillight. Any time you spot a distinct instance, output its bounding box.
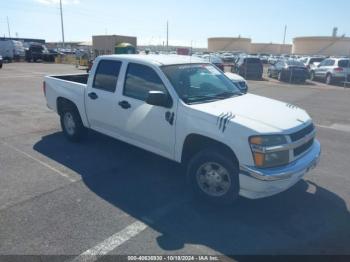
[334,67,343,72]
[43,81,46,96]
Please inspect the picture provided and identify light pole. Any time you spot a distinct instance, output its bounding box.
[59,0,65,49]
[7,16,11,38]
[166,21,169,53]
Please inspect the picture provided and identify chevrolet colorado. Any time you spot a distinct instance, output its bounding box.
[44,55,321,204]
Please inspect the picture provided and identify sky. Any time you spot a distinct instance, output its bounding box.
[1,0,350,47]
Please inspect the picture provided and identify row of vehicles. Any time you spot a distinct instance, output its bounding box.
[194,54,264,80]
[194,51,350,85]
[268,56,350,85]
[0,40,61,63]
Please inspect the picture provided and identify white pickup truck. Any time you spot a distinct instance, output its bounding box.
[44,55,321,204]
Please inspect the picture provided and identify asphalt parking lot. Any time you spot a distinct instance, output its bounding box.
[0,63,350,259]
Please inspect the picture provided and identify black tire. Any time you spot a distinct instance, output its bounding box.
[325,73,332,85]
[187,149,239,205]
[278,71,283,81]
[267,69,272,78]
[60,108,86,142]
[310,71,315,81]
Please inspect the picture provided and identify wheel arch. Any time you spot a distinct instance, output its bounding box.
[56,97,79,116]
[181,134,239,168]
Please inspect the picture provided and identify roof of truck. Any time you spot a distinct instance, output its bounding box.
[99,54,206,66]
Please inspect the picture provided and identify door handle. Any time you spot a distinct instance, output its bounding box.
[88,92,98,100]
[118,100,131,109]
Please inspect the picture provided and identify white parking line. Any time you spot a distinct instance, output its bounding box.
[0,141,77,182]
[316,123,350,133]
[69,199,186,262]
[71,221,147,262]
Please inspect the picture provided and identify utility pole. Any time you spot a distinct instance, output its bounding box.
[166,21,169,53]
[7,16,11,38]
[283,25,287,45]
[59,0,65,48]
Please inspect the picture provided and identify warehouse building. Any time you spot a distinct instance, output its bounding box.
[92,35,137,57]
[293,36,350,56]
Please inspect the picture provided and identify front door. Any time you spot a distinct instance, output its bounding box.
[115,62,176,159]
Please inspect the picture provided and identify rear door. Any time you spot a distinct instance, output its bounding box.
[315,59,328,77]
[85,59,123,136]
[114,62,176,159]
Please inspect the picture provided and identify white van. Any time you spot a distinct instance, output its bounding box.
[0,40,25,61]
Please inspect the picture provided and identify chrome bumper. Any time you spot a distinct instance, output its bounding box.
[240,140,321,181]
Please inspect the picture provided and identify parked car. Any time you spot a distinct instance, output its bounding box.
[25,43,55,62]
[0,55,3,68]
[0,40,25,62]
[201,54,225,71]
[234,57,263,79]
[310,58,350,84]
[25,43,44,62]
[299,57,325,72]
[268,60,309,83]
[43,54,321,204]
[224,72,248,93]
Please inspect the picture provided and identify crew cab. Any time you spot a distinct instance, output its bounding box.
[44,55,321,204]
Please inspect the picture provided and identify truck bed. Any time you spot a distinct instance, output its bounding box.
[50,74,89,85]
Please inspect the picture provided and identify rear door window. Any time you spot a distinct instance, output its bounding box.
[93,60,122,92]
[326,60,335,66]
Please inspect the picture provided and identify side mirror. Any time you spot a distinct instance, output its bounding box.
[146,91,172,108]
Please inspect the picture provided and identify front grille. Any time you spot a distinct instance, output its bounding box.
[290,123,315,157]
[290,123,315,142]
[294,138,314,157]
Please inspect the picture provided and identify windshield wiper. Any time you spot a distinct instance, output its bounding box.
[212,91,240,98]
[184,91,240,104]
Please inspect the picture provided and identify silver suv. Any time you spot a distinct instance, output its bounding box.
[310,58,350,84]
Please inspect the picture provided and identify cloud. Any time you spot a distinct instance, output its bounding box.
[35,0,80,5]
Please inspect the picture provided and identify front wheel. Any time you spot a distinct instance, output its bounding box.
[60,108,86,142]
[187,149,239,205]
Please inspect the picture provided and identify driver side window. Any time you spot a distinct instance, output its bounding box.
[123,63,168,101]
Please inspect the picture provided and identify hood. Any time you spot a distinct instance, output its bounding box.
[189,94,311,132]
[225,72,246,82]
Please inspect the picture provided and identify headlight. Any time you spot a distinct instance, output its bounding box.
[249,135,289,168]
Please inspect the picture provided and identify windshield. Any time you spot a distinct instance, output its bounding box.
[245,58,261,64]
[286,60,305,66]
[310,58,324,64]
[161,64,241,104]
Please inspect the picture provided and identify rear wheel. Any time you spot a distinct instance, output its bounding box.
[60,108,86,142]
[187,149,239,205]
[278,71,283,81]
[310,71,315,81]
[268,69,272,78]
[325,74,333,85]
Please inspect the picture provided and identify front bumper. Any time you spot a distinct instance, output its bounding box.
[239,140,321,199]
